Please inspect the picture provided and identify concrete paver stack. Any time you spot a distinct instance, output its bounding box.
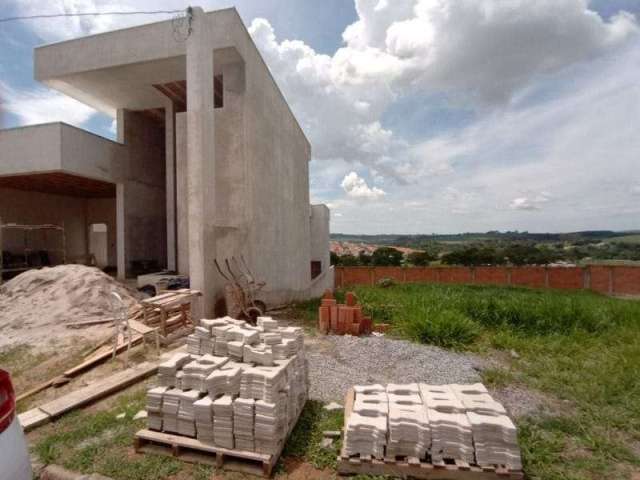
[144,316,307,456]
[344,382,522,471]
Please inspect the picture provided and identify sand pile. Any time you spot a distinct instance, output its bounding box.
[0,264,140,350]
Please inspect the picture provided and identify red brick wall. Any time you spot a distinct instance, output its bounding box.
[548,267,583,290]
[439,267,473,284]
[404,267,438,283]
[333,265,639,296]
[589,266,611,294]
[613,267,640,295]
[475,267,509,285]
[373,267,405,283]
[510,267,547,288]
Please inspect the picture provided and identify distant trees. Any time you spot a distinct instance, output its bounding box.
[371,247,403,266]
[407,250,435,266]
[440,244,555,266]
[331,247,404,266]
[441,246,502,266]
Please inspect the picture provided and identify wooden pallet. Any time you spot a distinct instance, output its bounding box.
[134,429,280,477]
[337,455,523,479]
[337,389,524,480]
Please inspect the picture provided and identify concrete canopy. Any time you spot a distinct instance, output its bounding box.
[34,9,244,116]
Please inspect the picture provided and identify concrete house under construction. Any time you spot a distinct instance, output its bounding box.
[0,7,332,314]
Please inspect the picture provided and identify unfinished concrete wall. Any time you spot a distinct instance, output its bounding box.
[86,198,117,267]
[119,110,167,274]
[175,62,248,276]
[223,11,311,305]
[0,187,87,263]
[309,204,334,297]
[60,123,123,182]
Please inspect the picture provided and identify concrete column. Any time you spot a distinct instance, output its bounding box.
[116,108,125,144]
[186,7,216,316]
[116,183,125,279]
[164,100,177,271]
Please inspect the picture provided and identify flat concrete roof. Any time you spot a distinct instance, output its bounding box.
[34,8,245,116]
[0,122,123,183]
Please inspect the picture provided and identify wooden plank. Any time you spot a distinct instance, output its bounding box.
[17,408,50,431]
[128,319,158,335]
[38,361,157,418]
[16,334,142,402]
[16,380,56,403]
[66,318,115,328]
[63,334,143,377]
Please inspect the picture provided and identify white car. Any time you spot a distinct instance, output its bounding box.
[0,369,32,480]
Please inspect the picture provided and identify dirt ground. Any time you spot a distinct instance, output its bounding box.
[0,265,140,351]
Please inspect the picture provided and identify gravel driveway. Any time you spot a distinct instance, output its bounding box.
[305,334,482,403]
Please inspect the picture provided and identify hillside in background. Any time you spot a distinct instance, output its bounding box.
[332,230,640,246]
[330,230,640,265]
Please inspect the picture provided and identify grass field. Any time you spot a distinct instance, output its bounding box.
[321,284,640,480]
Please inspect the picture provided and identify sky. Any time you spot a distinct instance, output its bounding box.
[1,0,640,235]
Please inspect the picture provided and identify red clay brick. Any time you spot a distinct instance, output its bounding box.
[589,266,611,294]
[613,267,640,295]
[373,267,405,283]
[475,267,509,285]
[511,267,546,288]
[548,267,583,290]
[439,267,473,284]
[405,268,438,283]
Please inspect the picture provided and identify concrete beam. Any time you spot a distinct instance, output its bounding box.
[186,7,217,316]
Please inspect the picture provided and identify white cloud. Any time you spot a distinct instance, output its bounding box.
[0,81,97,127]
[341,171,387,200]
[632,185,640,196]
[510,198,539,211]
[248,0,638,188]
[5,0,186,41]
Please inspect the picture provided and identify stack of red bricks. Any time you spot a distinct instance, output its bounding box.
[318,290,372,335]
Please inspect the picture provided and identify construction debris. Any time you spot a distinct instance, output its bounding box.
[342,383,522,471]
[318,290,372,335]
[141,316,307,461]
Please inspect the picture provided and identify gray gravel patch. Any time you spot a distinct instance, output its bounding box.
[306,335,482,403]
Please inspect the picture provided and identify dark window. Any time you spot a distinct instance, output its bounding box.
[214,75,223,109]
[311,261,322,279]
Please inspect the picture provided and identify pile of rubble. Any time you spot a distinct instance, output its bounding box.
[318,291,372,335]
[343,383,521,470]
[146,316,307,455]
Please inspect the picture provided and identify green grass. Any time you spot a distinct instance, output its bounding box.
[329,283,640,479]
[33,390,344,479]
[283,400,344,470]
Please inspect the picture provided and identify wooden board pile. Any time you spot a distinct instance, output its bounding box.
[318,291,372,335]
[343,383,522,471]
[145,316,307,456]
